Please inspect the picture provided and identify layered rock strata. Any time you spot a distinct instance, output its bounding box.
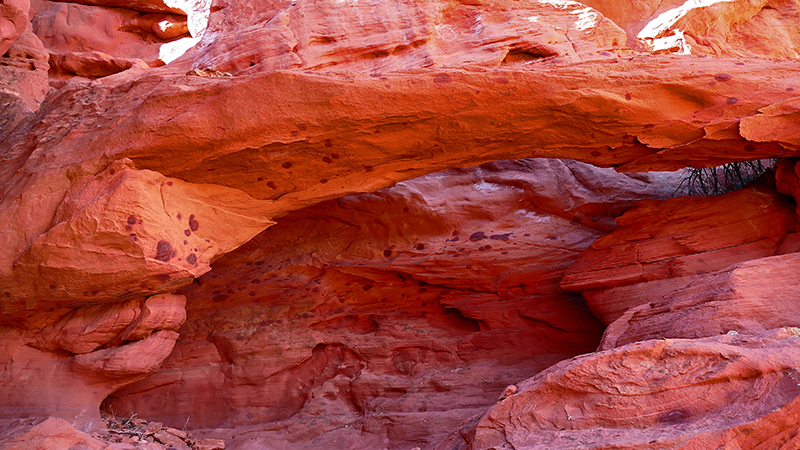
[3,0,800,448]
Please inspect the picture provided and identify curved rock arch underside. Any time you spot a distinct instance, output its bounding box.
[2,0,800,448]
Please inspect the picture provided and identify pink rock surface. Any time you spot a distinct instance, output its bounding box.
[29,0,190,85]
[561,181,799,325]
[5,158,275,315]
[464,328,800,450]
[0,294,187,429]
[0,0,28,56]
[191,0,626,76]
[0,417,110,450]
[599,252,800,349]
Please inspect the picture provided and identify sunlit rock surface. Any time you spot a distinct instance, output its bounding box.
[2,0,800,448]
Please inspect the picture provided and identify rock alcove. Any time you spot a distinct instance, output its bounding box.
[2,0,800,449]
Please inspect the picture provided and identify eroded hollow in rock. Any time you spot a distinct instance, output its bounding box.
[98,158,683,448]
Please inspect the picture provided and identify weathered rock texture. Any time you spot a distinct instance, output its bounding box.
[462,327,800,450]
[561,180,800,325]
[3,0,800,448]
[103,159,678,448]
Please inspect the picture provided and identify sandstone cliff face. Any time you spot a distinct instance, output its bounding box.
[2,0,800,449]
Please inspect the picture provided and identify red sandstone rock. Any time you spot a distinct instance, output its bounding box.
[0,293,187,428]
[56,51,148,78]
[191,0,626,76]
[2,58,799,318]
[561,181,799,325]
[0,17,49,122]
[461,328,800,450]
[0,0,28,56]
[4,158,275,316]
[599,252,800,349]
[585,0,800,58]
[49,0,185,15]
[0,417,110,450]
[4,0,800,448]
[102,159,675,449]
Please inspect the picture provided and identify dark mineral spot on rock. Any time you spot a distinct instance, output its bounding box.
[383,250,392,257]
[497,77,509,84]
[189,215,199,232]
[484,245,492,250]
[658,409,690,424]
[127,216,137,225]
[489,233,511,241]
[257,177,264,181]
[403,207,409,212]
[744,144,756,152]
[49,284,57,290]
[267,181,276,189]
[433,74,452,84]
[322,156,333,163]
[187,253,197,265]
[332,153,340,159]
[470,231,487,241]
[129,234,137,241]
[184,240,188,245]
[282,162,293,169]
[249,291,256,296]
[320,179,328,184]
[125,225,132,232]
[415,243,425,250]
[155,240,173,262]
[212,294,228,303]
[324,139,333,147]
[726,97,738,105]
[788,88,795,91]
[297,124,307,131]
[184,229,191,236]
[364,166,373,172]
[363,285,373,291]
[591,151,601,157]
[625,93,632,100]
[419,288,427,293]
[714,73,732,82]
[177,214,182,220]
[167,181,173,186]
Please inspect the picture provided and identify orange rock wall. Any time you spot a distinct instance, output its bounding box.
[2,0,800,448]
